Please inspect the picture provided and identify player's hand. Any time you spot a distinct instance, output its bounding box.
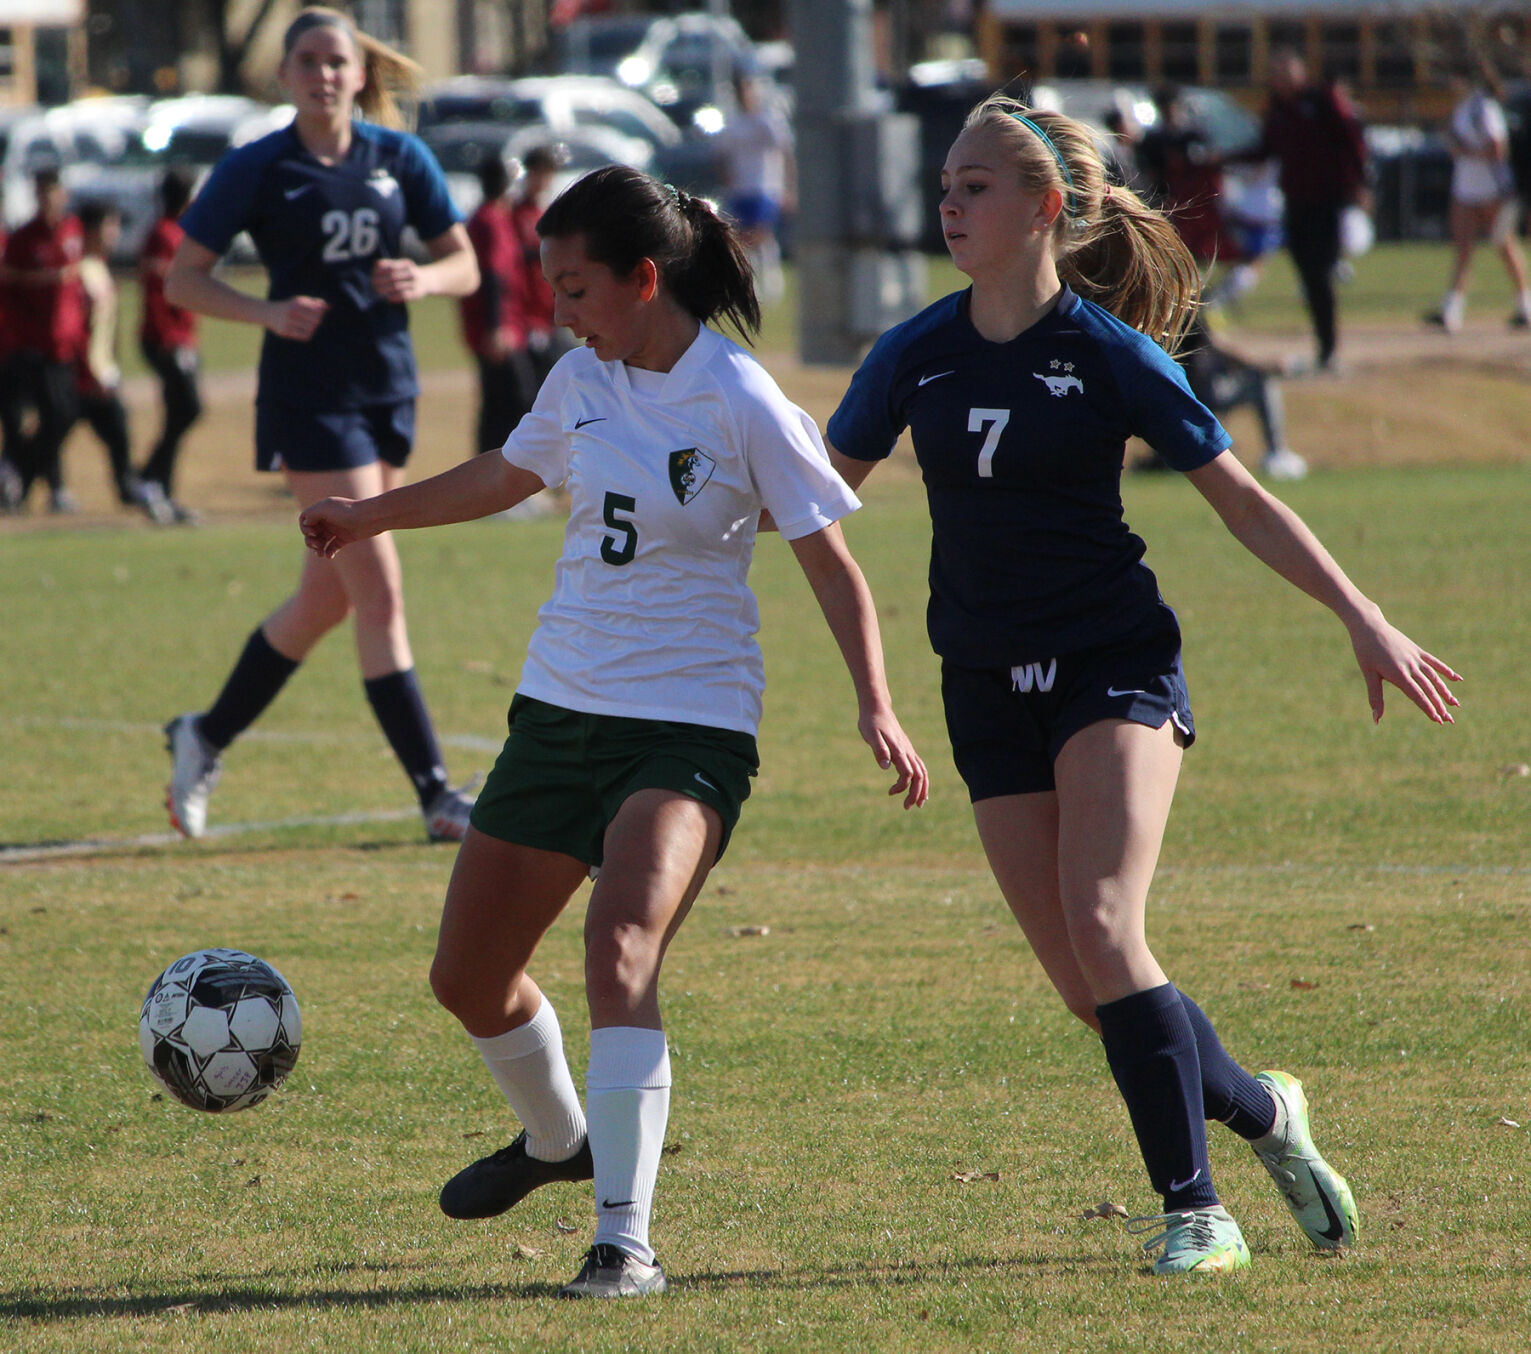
[1347,611,1461,724]
[372,257,427,303]
[267,295,329,341]
[859,708,929,809]
[299,496,369,559]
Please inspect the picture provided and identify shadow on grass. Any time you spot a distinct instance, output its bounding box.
[1,1253,1117,1322]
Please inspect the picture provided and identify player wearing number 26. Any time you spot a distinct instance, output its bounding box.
[300,163,927,1298]
[161,8,482,844]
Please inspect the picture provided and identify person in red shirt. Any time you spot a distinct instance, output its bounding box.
[459,154,536,455]
[0,214,18,511]
[136,169,203,523]
[510,145,574,387]
[2,167,86,512]
[1245,48,1369,374]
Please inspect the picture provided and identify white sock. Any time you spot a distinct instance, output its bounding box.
[586,1026,671,1266]
[470,998,586,1162]
[1442,290,1466,326]
[1517,290,1531,320]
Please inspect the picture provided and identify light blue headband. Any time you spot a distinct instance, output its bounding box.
[1009,112,1077,215]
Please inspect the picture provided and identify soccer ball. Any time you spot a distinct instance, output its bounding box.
[139,948,302,1113]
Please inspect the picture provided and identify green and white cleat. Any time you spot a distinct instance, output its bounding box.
[1127,1205,1251,1275]
[1251,1070,1358,1251]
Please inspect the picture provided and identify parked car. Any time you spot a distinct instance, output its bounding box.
[418,73,720,195]
[64,94,293,260]
[551,14,657,81]
[419,119,655,217]
[609,12,763,136]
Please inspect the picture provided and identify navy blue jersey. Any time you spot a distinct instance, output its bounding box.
[827,287,1231,667]
[181,121,459,411]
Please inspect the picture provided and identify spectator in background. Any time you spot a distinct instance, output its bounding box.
[510,145,573,388]
[137,168,203,524]
[0,192,18,512]
[713,72,794,303]
[1136,85,1228,269]
[460,153,538,455]
[1,167,85,512]
[1424,57,1531,334]
[1242,48,1369,375]
[1101,108,1147,194]
[72,201,140,512]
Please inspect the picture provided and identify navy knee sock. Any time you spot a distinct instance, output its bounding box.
[1177,989,1278,1141]
[199,628,301,751]
[1097,983,1220,1212]
[363,668,449,808]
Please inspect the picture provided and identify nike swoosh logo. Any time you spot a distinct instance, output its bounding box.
[600,1198,637,1210]
[1106,687,1147,698]
[1309,1165,1347,1243]
[1169,1169,1202,1193]
[693,772,718,792]
[918,370,955,386]
[575,416,607,429]
[284,185,310,200]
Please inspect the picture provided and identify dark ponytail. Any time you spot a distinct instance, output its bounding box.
[537,166,761,342]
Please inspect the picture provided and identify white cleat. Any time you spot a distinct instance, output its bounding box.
[164,714,221,838]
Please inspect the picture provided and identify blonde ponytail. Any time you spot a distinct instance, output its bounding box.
[282,6,423,131]
[963,95,1201,351]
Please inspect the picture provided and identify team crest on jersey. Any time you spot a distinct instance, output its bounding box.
[668,448,716,505]
[1034,358,1083,397]
[369,170,400,199]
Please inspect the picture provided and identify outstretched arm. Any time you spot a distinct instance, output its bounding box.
[300,452,547,557]
[1185,450,1461,723]
[787,521,928,807]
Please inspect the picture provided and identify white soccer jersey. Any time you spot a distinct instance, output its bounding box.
[500,325,860,735]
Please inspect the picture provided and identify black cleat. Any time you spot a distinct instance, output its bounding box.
[556,1243,668,1299]
[439,1131,592,1219]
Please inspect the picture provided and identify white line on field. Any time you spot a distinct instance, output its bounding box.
[1,807,424,864]
[0,714,504,753]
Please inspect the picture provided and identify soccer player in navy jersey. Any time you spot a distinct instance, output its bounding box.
[159,7,481,843]
[827,94,1461,1275]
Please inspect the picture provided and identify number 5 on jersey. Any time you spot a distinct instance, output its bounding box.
[969,408,1010,478]
[601,491,638,566]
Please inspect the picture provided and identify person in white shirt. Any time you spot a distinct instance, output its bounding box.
[713,73,794,302]
[299,164,927,1301]
[1425,59,1531,333]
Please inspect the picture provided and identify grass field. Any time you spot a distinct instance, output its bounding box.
[3,242,1531,1351]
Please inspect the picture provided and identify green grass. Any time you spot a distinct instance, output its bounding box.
[3,442,1530,1349]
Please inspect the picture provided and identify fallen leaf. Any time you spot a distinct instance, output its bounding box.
[1500,763,1530,778]
[462,1130,488,1139]
[1496,1117,1521,1129]
[513,1244,543,1259]
[1290,979,1319,990]
[555,1220,579,1234]
[163,1303,198,1316]
[952,1170,1000,1184]
[1347,923,1375,932]
[726,925,770,938]
[245,1176,261,1187]
[1081,1201,1129,1221]
[662,1142,684,1155]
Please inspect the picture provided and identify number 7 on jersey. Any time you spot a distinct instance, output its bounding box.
[969,408,1010,478]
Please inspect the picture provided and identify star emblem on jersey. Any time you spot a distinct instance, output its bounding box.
[1035,359,1083,397]
[668,448,716,505]
[369,170,400,199]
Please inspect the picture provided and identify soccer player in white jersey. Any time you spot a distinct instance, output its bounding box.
[300,164,928,1299]
[827,95,1459,1276]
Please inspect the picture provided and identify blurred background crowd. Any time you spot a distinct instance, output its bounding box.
[0,0,1528,514]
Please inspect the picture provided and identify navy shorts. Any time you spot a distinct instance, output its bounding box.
[727,191,782,231]
[254,400,415,474]
[942,627,1195,801]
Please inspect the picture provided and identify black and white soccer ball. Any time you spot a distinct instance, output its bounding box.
[139,948,302,1113]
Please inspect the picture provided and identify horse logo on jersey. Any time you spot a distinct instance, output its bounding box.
[369,170,401,200]
[1034,359,1083,397]
[668,448,716,505]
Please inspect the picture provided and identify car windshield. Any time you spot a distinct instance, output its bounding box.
[422,93,542,128]
[422,131,508,173]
